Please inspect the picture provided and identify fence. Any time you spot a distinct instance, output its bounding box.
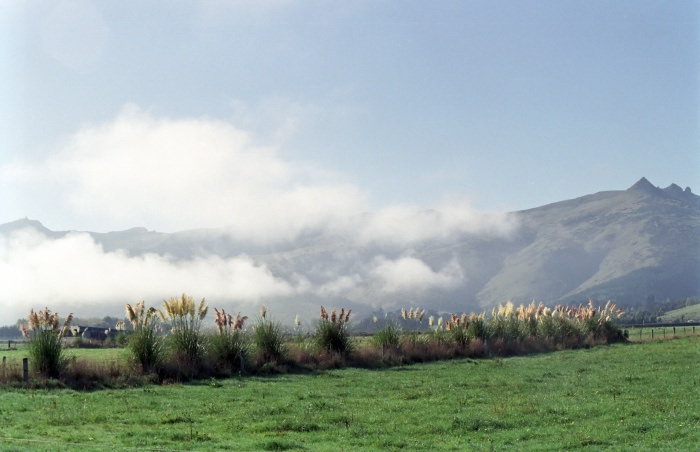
[624,324,699,342]
[3,339,26,347]
[0,356,28,383]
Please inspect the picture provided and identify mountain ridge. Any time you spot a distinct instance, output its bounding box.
[3,178,699,314]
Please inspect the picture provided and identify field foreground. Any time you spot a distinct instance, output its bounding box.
[0,336,698,451]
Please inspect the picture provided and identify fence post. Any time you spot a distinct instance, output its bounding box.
[673,327,676,336]
[2,356,5,380]
[22,358,28,382]
[651,329,654,339]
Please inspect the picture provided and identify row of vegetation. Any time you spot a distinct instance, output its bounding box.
[620,295,700,324]
[4,295,627,389]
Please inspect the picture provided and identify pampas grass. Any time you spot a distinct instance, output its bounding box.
[160,294,209,376]
[252,306,287,367]
[371,320,402,350]
[2,299,628,386]
[210,308,249,373]
[312,306,354,355]
[20,307,73,379]
[125,301,164,373]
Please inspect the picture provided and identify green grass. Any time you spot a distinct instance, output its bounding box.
[0,336,698,451]
[660,303,700,322]
[625,325,698,342]
[2,346,128,366]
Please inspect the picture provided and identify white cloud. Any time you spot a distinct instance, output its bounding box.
[371,255,463,294]
[2,105,518,244]
[315,274,364,297]
[0,106,522,322]
[0,227,296,324]
[5,105,366,239]
[353,201,518,245]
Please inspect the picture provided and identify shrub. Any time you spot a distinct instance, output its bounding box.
[583,300,626,342]
[487,302,528,342]
[126,301,165,373]
[252,306,287,366]
[372,320,402,350]
[312,307,353,355]
[210,308,249,373]
[160,294,209,373]
[445,313,470,347]
[115,331,129,347]
[467,313,487,341]
[20,308,73,379]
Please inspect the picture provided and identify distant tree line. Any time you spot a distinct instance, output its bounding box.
[618,295,700,324]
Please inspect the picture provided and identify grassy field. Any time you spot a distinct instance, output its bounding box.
[1,345,128,366]
[660,304,700,323]
[0,335,698,451]
[625,325,699,342]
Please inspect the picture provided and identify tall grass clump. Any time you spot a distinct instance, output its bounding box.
[400,307,427,347]
[427,315,449,346]
[160,293,209,372]
[252,306,287,367]
[537,304,582,344]
[312,306,353,355]
[445,313,470,347]
[20,307,73,379]
[482,300,627,354]
[488,301,525,343]
[578,300,626,342]
[126,301,164,373]
[210,308,249,373]
[467,312,487,341]
[371,317,402,350]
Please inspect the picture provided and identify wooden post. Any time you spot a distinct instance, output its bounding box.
[651,329,654,339]
[2,356,5,380]
[22,358,28,382]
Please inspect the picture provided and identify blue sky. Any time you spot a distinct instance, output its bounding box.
[1,0,698,233]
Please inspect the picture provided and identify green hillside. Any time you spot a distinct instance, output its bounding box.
[660,303,700,322]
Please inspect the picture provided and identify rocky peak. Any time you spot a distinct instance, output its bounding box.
[627,177,659,193]
[663,183,684,196]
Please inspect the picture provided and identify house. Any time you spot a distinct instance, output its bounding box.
[69,326,121,342]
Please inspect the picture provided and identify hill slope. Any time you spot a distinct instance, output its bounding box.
[2,178,698,316]
[476,177,700,307]
[660,303,700,323]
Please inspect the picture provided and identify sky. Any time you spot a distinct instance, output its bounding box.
[0,1,697,324]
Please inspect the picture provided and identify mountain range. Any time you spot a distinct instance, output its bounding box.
[2,177,698,320]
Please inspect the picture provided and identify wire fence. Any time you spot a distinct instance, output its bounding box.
[623,324,699,342]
